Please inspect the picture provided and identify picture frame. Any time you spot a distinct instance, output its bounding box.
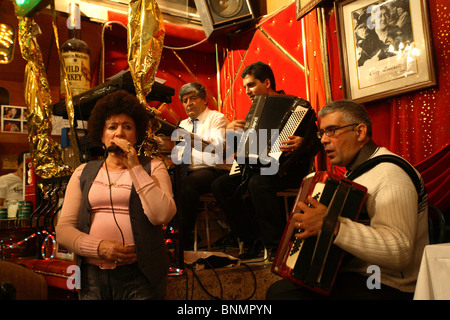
[335,0,437,103]
[1,105,27,133]
[296,0,329,20]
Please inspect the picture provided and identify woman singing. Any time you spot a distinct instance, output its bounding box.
[56,90,176,300]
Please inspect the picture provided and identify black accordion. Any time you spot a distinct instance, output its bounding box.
[271,171,367,295]
[230,94,319,176]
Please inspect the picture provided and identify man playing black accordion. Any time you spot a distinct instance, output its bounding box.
[211,61,322,261]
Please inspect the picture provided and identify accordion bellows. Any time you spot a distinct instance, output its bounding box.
[272,171,367,295]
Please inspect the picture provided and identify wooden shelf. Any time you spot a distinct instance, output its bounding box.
[0,132,29,144]
[0,132,61,145]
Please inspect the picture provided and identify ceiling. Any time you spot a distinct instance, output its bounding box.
[0,0,202,77]
[53,0,201,26]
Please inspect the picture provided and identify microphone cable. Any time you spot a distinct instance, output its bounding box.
[103,157,125,246]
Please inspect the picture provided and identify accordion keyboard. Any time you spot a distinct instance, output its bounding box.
[269,106,308,159]
[285,181,325,269]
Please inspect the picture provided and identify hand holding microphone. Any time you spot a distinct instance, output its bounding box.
[107,137,140,169]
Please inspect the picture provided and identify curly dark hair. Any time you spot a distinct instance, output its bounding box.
[87,90,150,147]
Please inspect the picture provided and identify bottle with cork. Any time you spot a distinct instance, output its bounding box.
[60,2,91,99]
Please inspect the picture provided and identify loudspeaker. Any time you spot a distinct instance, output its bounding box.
[194,0,254,38]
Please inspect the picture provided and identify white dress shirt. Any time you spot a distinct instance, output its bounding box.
[175,108,230,171]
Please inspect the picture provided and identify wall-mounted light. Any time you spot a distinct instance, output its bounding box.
[0,23,15,64]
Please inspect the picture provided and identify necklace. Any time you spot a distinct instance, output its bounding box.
[107,169,127,187]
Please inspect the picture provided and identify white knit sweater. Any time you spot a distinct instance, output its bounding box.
[334,147,429,293]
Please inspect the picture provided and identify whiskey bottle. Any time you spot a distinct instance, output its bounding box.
[60,3,91,99]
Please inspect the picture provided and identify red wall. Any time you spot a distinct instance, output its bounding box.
[102,13,221,125]
[87,2,450,211]
[219,1,449,167]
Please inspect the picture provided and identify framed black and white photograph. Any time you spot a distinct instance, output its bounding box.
[335,0,437,103]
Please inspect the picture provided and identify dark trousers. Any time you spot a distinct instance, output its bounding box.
[211,167,305,247]
[179,167,228,249]
[266,272,414,300]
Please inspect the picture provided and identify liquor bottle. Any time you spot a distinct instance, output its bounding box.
[60,3,91,100]
[61,127,76,169]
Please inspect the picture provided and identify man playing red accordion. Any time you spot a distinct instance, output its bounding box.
[267,100,428,300]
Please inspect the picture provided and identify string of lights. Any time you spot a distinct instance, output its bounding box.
[2,229,57,260]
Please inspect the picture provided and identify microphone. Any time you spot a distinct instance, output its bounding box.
[105,145,125,154]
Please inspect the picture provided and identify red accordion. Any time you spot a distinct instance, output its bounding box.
[271,171,367,295]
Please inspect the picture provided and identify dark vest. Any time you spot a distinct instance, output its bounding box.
[77,159,169,289]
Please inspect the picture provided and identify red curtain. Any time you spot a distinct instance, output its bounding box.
[415,144,450,214]
[388,0,450,167]
[377,0,450,213]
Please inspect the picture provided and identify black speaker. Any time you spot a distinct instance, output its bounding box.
[194,0,254,38]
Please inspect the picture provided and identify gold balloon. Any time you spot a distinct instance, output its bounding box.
[17,17,72,178]
[127,0,165,156]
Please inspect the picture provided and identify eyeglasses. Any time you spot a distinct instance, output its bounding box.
[317,123,359,139]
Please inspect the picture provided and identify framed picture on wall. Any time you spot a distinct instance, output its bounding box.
[1,105,27,133]
[335,0,437,103]
[296,0,329,20]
